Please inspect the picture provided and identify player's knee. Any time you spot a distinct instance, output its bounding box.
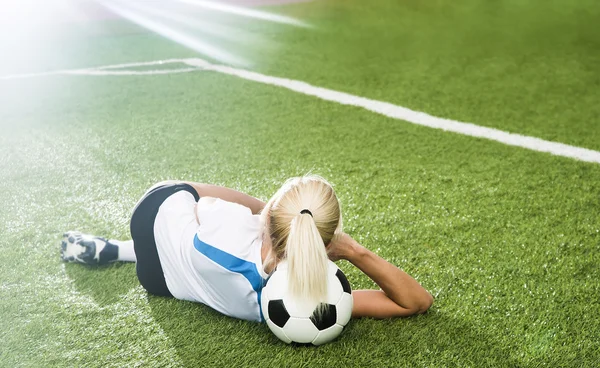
[148,180,181,192]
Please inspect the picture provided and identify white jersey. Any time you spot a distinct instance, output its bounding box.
[153,191,268,322]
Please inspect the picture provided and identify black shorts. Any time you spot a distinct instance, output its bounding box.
[130,182,199,297]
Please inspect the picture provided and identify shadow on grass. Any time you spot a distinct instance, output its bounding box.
[145,295,274,366]
[64,261,138,305]
[63,261,523,366]
[146,299,523,367]
[62,259,523,366]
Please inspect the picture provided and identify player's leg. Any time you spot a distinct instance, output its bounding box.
[58,181,183,266]
[60,231,137,264]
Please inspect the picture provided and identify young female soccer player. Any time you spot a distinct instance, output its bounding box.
[61,176,433,322]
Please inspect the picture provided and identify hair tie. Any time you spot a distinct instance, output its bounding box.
[300,209,313,217]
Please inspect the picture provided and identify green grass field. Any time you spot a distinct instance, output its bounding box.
[1,0,599,366]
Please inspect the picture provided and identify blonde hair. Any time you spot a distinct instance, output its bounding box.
[261,175,342,305]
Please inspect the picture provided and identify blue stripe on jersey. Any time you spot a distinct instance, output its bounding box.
[193,235,266,322]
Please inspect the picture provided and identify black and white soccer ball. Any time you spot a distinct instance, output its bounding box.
[261,260,353,346]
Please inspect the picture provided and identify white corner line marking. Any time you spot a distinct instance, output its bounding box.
[1,57,599,164]
[0,59,201,79]
[66,68,199,76]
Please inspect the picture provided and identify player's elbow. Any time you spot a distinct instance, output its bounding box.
[416,292,434,314]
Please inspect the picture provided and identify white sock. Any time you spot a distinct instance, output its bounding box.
[111,239,137,262]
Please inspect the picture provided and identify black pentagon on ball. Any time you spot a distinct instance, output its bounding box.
[268,299,290,328]
[335,269,352,294]
[310,303,337,330]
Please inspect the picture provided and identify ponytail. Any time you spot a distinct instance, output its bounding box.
[286,213,329,305]
[263,175,343,310]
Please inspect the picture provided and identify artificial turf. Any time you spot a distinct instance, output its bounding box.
[1,0,599,367]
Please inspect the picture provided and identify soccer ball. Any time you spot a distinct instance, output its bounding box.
[261,260,353,346]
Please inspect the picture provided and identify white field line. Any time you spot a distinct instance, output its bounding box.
[0,67,199,79]
[66,68,199,76]
[94,59,190,70]
[184,58,600,164]
[0,59,198,79]
[1,57,599,164]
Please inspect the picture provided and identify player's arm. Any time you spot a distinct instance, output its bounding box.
[327,233,433,318]
[184,182,266,215]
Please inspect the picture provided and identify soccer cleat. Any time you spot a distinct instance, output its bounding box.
[61,231,118,265]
